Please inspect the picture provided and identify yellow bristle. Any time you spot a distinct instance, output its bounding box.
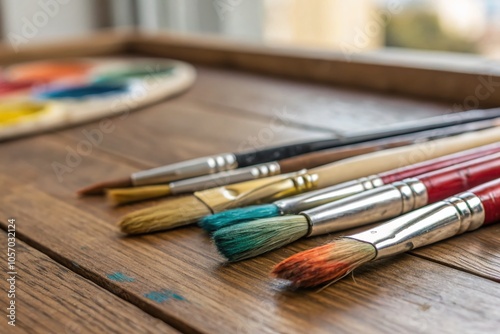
[107,185,172,206]
[117,195,211,234]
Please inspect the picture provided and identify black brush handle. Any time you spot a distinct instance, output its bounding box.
[235,108,500,167]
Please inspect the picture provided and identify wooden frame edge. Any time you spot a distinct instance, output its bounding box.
[1,29,498,109]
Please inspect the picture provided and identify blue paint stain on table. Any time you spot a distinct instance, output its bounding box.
[144,289,186,303]
[107,272,135,282]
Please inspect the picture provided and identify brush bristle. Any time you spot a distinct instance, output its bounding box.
[198,204,280,233]
[106,185,172,206]
[77,177,132,196]
[117,195,211,234]
[272,238,376,288]
[212,215,309,262]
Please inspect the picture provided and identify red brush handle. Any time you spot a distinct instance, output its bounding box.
[470,179,500,225]
[418,153,500,203]
[380,143,500,184]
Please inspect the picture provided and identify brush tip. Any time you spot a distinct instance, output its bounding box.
[117,195,211,235]
[199,204,280,233]
[106,184,171,206]
[77,177,133,196]
[212,215,309,262]
[271,238,376,288]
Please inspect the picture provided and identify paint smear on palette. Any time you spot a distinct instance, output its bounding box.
[144,289,186,303]
[107,272,135,282]
[0,102,51,125]
[37,83,127,100]
[0,80,37,96]
[93,64,174,85]
[8,61,90,83]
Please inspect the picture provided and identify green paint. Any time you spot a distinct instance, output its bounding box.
[199,204,280,233]
[93,65,174,85]
[213,216,309,262]
[107,272,135,282]
[144,289,186,303]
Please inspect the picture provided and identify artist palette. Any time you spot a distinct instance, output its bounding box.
[0,58,196,140]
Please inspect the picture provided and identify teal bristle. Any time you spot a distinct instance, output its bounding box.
[198,204,280,233]
[212,215,309,262]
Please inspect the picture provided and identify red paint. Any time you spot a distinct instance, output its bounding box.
[470,179,500,226]
[418,153,500,203]
[0,81,37,95]
[380,143,500,184]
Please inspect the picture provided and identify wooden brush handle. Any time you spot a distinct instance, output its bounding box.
[470,179,500,225]
[278,139,415,173]
[311,127,500,189]
[418,153,500,203]
[380,143,500,184]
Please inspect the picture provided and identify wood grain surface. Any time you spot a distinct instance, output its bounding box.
[188,67,450,134]
[0,62,499,333]
[0,232,178,334]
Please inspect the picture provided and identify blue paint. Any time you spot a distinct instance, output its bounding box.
[37,83,127,100]
[107,272,135,282]
[144,289,186,303]
[199,204,280,232]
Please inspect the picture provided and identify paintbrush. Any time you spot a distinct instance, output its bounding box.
[106,138,411,205]
[200,142,500,232]
[117,127,500,235]
[272,178,500,288]
[212,153,500,261]
[107,119,500,205]
[79,108,500,195]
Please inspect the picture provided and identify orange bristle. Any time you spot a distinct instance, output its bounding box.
[271,238,376,288]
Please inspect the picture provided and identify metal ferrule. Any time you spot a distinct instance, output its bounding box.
[305,178,428,237]
[264,172,320,202]
[196,171,320,213]
[274,175,384,215]
[349,192,485,259]
[131,153,238,186]
[168,162,281,194]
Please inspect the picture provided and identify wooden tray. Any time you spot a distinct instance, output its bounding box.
[0,30,499,333]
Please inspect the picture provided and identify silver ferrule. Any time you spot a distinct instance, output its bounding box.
[168,162,281,194]
[131,153,238,186]
[349,192,485,259]
[305,178,428,237]
[274,175,384,215]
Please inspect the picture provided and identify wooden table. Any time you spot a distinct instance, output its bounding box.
[1,33,499,334]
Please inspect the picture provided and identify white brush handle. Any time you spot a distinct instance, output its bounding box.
[312,126,500,188]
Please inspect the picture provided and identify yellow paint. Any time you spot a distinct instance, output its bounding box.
[0,102,51,125]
